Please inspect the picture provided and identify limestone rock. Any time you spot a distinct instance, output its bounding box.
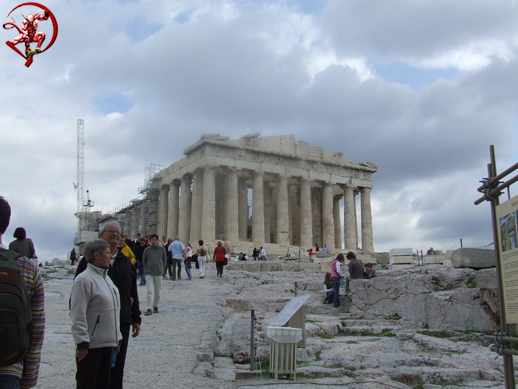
[451,248,496,269]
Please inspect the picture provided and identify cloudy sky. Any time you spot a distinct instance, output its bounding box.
[1,0,517,260]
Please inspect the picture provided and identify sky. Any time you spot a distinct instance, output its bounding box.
[1,0,517,260]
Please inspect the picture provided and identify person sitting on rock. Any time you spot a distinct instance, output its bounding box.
[363,263,376,279]
[323,272,334,304]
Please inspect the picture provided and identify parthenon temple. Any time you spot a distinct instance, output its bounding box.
[101,134,377,253]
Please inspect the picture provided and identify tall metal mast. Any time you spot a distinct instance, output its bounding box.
[73,119,85,244]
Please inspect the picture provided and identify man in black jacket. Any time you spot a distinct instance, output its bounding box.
[75,221,141,389]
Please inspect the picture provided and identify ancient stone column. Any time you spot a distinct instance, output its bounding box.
[119,214,126,235]
[125,210,133,238]
[178,175,191,242]
[148,189,159,234]
[238,177,248,240]
[226,169,239,243]
[322,183,335,252]
[276,175,290,245]
[158,185,169,238]
[167,181,179,239]
[139,202,146,235]
[252,172,265,244]
[361,187,374,252]
[300,178,312,248]
[190,170,203,242]
[132,205,140,237]
[343,184,356,250]
[201,166,216,241]
[333,196,342,249]
[354,191,359,250]
[264,182,271,243]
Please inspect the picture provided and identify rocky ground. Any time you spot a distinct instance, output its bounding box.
[37,260,516,389]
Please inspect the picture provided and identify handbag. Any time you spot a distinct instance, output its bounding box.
[223,258,228,266]
[339,278,345,286]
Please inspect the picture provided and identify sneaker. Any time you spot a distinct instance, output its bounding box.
[171,278,176,281]
[162,276,168,280]
[153,307,159,313]
[139,281,145,286]
[188,278,192,280]
[145,309,152,316]
[345,291,352,296]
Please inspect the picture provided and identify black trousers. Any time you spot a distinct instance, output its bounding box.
[76,347,114,389]
[110,323,130,389]
[216,262,224,276]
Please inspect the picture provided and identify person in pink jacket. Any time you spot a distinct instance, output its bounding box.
[331,253,345,308]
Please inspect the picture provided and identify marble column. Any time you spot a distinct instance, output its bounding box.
[201,166,216,241]
[190,170,203,242]
[125,210,133,238]
[132,205,140,237]
[343,184,356,250]
[333,196,342,249]
[238,177,248,240]
[300,179,312,248]
[178,175,191,242]
[322,183,335,251]
[361,187,374,252]
[158,185,169,238]
[276,176,289,245]
[354,191,359,250]
[148,189,159,234]
[264,182,271,243]
[252,172,265,244]
[139,202,146,235]
[167,181,179,239]
[226,169,239,243]
[119,214,126,235]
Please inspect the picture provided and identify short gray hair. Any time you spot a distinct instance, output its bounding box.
[100,221,121,233]
[84,240,110,264]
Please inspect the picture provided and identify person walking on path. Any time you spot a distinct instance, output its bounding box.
[213,241,227,277]
[75,221,141,389]
[196,240,208,279]
[133,238,148,285]
[118,235,136,266]
[184,243,193,280]
[70,247,77,265]
[0,196,45,389]
[167,236,185,281]
[163,238,173,279]
[252,247,259,261]
[331,253,345,308]
[70,239,122,389]
[9,227,36,259]
[345,251,363,295]
[259,247,266,261]
[143,234,166,316]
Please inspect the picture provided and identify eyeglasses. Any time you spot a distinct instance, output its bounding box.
[105,229,121,235]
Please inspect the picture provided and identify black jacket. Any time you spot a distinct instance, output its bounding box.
[75,251,141,326]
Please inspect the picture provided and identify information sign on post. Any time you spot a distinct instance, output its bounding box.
[496,195,518,324]
[269,294,311,348]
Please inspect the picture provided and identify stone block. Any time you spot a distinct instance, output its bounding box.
[357,254,377,264]
[423,255,446,265]
[320,261,333,273]
[390,264,414,270]
[376,252,389,265]
[389,248,413,256]
[260,262,281,272]
[242,262,261,272]
[451,248,496,269]
[389,256,414,265]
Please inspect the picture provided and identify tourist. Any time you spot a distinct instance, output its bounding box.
[70,247,77,265]
[184,243,193,280]
[70,239,122,389]
[0,196,45,388]
[239,252,247,261]
[331,253,345,307]
[75,221,141,389]
[260,247,266,261]
[168,236,185,280]
[9,226,36,259]
[322,272,334,304]
[196,240,208,279]
[118,235,136,265]
[124,234,134,251]
[252,247,259,261]
[345,251,364,296]
[363,263,376,279]
[163,238,173,279]
[213,241,227,277]
[315,243,319,252]
[322,244,330,253]
[143,234,167,315]
[159,236,167,247]
[133,238,148,285]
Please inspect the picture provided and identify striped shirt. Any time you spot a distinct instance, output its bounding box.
[0,244,45,388]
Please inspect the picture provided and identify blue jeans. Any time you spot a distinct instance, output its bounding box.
[331,277,341,307]
[137,262,146,284]
[0,375,20,389]
[185,263,192,279]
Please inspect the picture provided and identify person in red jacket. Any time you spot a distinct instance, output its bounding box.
[213,241,227,277]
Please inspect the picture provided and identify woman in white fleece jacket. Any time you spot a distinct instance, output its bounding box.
[70,239,123,389]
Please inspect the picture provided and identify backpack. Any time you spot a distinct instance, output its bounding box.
[199,248,206,256]
[0,250,33,367]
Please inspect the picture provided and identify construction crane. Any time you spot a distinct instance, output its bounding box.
[73,119,96,250]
